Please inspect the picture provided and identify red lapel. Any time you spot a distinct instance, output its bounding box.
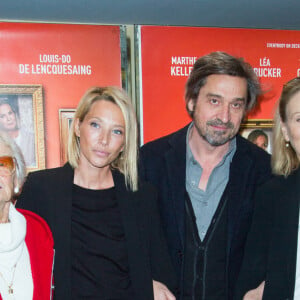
[19,209,54,300]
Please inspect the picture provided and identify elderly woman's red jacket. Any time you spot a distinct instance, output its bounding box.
[0,209,54,300]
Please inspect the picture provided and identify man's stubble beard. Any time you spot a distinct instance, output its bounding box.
[194,119,238,147]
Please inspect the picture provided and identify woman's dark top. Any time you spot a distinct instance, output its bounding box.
[71,184,134,299]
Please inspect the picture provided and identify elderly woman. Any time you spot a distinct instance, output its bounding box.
[0,132,54,299]
[235,77,300,299]
[17,86,176,300]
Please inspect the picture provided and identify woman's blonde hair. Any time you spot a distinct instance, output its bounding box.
[272,77,300,176]
[68,86,138,191]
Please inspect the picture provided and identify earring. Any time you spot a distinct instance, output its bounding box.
[286,142,290,148]
[14,186,19,194]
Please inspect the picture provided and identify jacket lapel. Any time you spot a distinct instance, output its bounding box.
[285,169,300,296]
[165,125,189,247]
[226,136,254,246]
[22,210,54,300]
[112,170,152,299]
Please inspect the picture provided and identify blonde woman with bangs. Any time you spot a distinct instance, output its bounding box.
[17,87,176,300]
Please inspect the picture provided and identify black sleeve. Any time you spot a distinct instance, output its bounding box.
[16,170,54,229]
[145,184,177,293]
[234,186,274,299]
[16,172,39,212]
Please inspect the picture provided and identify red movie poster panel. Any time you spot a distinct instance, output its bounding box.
[138,26,300,144]
[0,23,121,170]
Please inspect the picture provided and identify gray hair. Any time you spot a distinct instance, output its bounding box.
[0,131,26,191]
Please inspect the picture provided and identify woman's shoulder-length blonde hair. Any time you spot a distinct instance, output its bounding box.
[272,77,300,176]
[68,86,138,191]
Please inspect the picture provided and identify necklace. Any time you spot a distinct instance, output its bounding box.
[0,263,17,296]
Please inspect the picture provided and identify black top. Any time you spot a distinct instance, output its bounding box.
[183,190,228,300]
[235,169,300,300]
[71,184,134,299]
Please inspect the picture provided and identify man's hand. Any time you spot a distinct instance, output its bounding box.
[243,281,265,300]
[153,280,176,300]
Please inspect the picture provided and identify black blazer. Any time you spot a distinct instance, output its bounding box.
[235,168,300,300]
[139,124,272,298]
[17,163,176,300]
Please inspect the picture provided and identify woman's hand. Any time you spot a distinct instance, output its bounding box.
[153,280,176,300]
[243,281,265,300]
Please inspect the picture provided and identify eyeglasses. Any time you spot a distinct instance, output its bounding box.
[0,156,15,176]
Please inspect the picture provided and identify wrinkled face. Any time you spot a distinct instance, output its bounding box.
[188,74,247,147]
[0,104,17,131]
[75,100,125,172]
[0,144,15,204]
[281,90,300,160]
[253,135,268,151]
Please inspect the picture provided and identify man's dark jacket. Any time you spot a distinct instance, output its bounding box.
[139,124,272,299]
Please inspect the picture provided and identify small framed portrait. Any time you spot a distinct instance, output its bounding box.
[240,119,273,154]
[59,109,76,165]
[0,84,45,171]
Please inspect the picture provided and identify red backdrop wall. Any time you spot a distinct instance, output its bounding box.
[139,26,300,143]
[0,22,121,168]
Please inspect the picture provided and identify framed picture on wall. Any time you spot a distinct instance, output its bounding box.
[0,84,45,171]
[59,109,76,165]
[240,119,273,154]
